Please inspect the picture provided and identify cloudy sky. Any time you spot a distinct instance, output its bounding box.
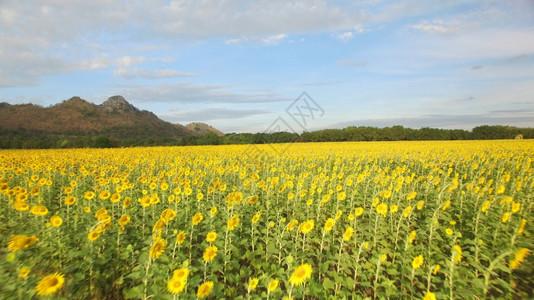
[1,0,533,133]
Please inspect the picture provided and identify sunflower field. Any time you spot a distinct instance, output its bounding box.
[0,140,533,299]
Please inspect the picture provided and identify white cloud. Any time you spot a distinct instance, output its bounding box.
[116,82,290,104]
[117,56,147,67]
[261,34,287,45]
[114,68,195,79]
[411,20,464,35]
[160,107,271,122]
[336,31,354,42]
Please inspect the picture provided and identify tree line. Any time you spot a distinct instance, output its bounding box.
[0,125,531,149]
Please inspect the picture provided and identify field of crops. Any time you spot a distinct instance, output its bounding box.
[0,140,532,299]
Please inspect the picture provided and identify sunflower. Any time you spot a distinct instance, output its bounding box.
[206,231,217,243]
[84,191,95,200]
[203,245,218,262]
[446,228,454,235]
[510,248,531,270]
[423,292,436,300]
[64,196,76,206]
[409,230,416,244]
[343,227,354,241]
[289,263,312,287]
[35,273,64,296]
[99,190,110,200]
[8,235,39,252]
[416,200,425,210]
[150,237,167,260]
[87,230,100,241]
[390,205,398,214]
[30,205,48,216]
[50,215,63,227]
[452,245,462,263]
[13,201,29,211]
[433,264,440,275]
[376,203,388,217]
[167,276,186,294]
[248,277,259,292]
[197,281,214,299]
[268,279,279,292]
[298,220,314,234]
[286,219,299,232]
[403,206,412,218]
[412,255,424,269]
[502,212,510,223]
[324,218,335,232]
[110,193,121,203]
[518,219,527,234]
[176,231,186,245]
[19,267,31,279]
[227,214,240,231]
[118,214,131,226]
[192,212,203,226]
[161,209,177,222]
[173,267,189,281]
[210,206,218,217]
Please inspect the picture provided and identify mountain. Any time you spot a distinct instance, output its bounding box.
[186,122,224,137]
[0,96,221,147]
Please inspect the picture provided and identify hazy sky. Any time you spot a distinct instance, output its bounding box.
[1,0,533,133]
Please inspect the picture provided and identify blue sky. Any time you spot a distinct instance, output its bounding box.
[1,0,533,133]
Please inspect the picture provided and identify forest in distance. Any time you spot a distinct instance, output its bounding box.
[0,124,532,149]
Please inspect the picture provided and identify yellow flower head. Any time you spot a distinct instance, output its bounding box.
[453,244,463,263]
[376,203,388,217]
[150,237,167,260]
[192,213,203,226]
[510,248,531,270]
[403,205,412,218]
[423,292,436,300]
[19,267,31,279]
[197,281,214,299]
[248,277,259,292]
[176,231,186,245]
[206,231,217,243]
[286,219,299,232]
[324,218,335,232]
[354,207,364,217]
[8,235,39,252]
[446,228,454,236]
[432,264,440,275]
[50,215,63,227]
[298,220,314,234]
[167,276,186,294]
[343,226,354,241]
[35,273,64,296]
[30,205,48,216]
[118,214,131,226]
[268,279,279,292]
[412,255,424,269]
[203,245,218,262]
[227,214,240,231]
[289,263,312,287]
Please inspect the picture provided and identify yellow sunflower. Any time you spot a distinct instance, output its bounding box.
[118,214,131,226]
[176,231,186,245]
[268,279,279,292]
[324,218,335,232]
[87,230,100,242]
[35,273,65,296]
[197,281,214,299]
[192,212,203,226]
[30,205,48,216]
[150,237,167,260]
[50,215,63,227]
[8,235,39,252]
[298,220,314,234]
[227,214,240,231]
[289,263,312,287]
[412,255,424,269]
[206,231,217,243]
[203,245,218,262]
[343,227,354,241]
[167,276,186,294]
